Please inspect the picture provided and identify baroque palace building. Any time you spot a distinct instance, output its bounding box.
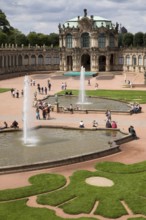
[0,9,146,79]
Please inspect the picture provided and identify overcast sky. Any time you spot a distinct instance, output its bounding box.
[0,0,146,35]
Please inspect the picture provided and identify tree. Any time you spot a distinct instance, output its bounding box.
[27,32,39,46]
[143,33,146,47]
[48,33,59,47]
[122,33,134,47]
[0,31,8,45]
[0,10,10,33]
[134,32,144,47]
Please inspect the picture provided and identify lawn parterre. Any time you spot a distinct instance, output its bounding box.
[0,88,10,93]
[0,161,146,219]
[59,89,146,104]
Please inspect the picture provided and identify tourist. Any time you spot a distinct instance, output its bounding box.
[41,87,44,94]
[61,82,64,90]
[37,84,41,93]
[105,109,111,120]
[10,120,19,128]
[128,125,137,138]
[11,88,14,96]
[92,120,98,128]
[130,103,142,114]
[69,104,73,114]
[21,89,24,97]
[0,121,8,130]
[95,83,98,90]
[111,121,117,128]
[32,80,35,86]
[36,108,40,120]
[45,87,48,95]
[16,90,19,98]
[12,89,16,98]
[79,120,84,128]
[64,82,67,90]
[88,79,91,85]
[106,120,112,128]
[48,82,52,91]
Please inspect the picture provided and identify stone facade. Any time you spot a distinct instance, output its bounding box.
[0,9,146,78]
[0,45,59,79]
[59,9,120,72]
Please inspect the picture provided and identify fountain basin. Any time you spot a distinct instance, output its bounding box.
[47,96,130,112]
[64,71,97,77]
[0,126,127,173]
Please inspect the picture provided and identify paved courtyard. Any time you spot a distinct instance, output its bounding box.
[0,71,146,219]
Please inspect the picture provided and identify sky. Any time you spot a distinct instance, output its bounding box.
[0,0,146,35]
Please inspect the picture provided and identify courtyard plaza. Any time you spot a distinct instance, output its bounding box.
[0,71,146,220]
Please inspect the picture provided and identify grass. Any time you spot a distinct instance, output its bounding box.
[0,88,10,93]
[0,161,146,219]
[58,89,146,104]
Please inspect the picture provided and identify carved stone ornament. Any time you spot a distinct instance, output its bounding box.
[78,17,93,32]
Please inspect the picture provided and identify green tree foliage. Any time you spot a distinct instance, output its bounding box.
[143,33,146,47]
[0,9,10,30]
[122,33,134,47]
[133,32,144,46]
[48,33,59,47]
[0,31,8,45]
[27,31,40,46]
[27,32,59,47]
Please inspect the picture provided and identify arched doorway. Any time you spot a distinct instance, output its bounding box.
[81,54,90,71]
[67,56,73,71]
[99,56,106,71]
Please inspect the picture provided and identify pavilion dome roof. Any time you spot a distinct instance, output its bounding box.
[64,10,112,29]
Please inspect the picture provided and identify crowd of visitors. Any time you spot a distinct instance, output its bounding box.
[130,103,142,114]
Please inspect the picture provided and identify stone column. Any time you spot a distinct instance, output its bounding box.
[106,55,110,71]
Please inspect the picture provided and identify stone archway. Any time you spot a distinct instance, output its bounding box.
[99,56,106,71]
[81,54,90,71]
[67,56,73,71]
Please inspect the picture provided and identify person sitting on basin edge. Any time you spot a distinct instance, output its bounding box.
[128,125,137,138]
[79,120,84,128]
[0,121,8,130]
[10,120,19,129]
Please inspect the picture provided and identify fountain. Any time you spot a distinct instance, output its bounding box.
[0,73,131,173]
[77,66,90,105]
[23,75,38,146]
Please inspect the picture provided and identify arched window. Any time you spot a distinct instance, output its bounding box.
[132,55,137,66]
[66,34,72,48]
[126,55,130,65]
[109,33,115,47]
[81,33,90,48]
[45,55,51,65]
[31,55,36,65]
[24,55,29,65]
[144,56,146,67]
[118,56,124,65]
[98,33,106,48]
[18,55,22,66]
[38,54,43,65]
[0,56,2,68]
[138,55,142,66]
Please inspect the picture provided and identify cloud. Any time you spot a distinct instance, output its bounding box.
[0,0,146,34]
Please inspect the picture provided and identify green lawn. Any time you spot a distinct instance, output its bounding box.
[0,88,10,93]
[0,161,146,219]
[59,89,146,104]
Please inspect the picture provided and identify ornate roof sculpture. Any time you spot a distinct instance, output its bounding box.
[58,9,116,32]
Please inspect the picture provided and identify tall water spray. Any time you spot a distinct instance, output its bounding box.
[78,66,88,104]
[23,75,37,146]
